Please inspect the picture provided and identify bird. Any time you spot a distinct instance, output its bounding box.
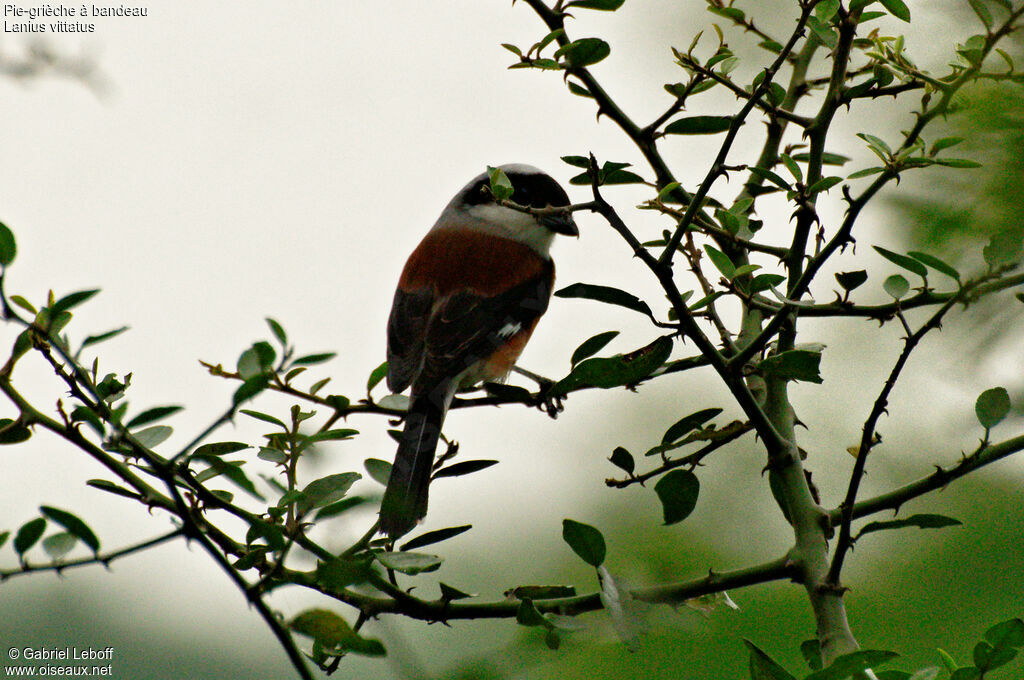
[380,164,578,538]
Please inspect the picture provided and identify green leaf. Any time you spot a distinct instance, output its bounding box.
[934,158,982,169]
[364,458,392,486]
[50,289,100,317]
[550,336,672,397]
[878,0,910,21]
[806,15,838,49]
[555,282,653,317]
[654,469,700,525]
[975,387,1011,429]
[367,361,388,393]
[375,550,443,575]
[0,531,10,549]
[192,441,250,458]
[0,220,16,266]
[930,136,965,154]
[42,532,78,560]
[609,446,635,474]
[232,374,270,405]
[983,231,1023,268]
[487,166,514,201]
[195,456,265,500]
[566,0,625,10]
[571,331,620,366]
[432,459,499,479]
[907,251,960,281]
[87,478,141,500]
[562,518,606,567]
[0,418,32,445]
[556,37,611,68]
[858,132,894,157]
[40,506,100,554]
[131,425,173,450]
[664,115,733,135]
[808,176,843,194]
[858,513,962,538]
[400,525,472,551]
[874,245,928,279]
[315,556,373,589]
[985,618,1024,649]
[967,0,993,29]
[266,317,287,346]
[501,42,522,56]
[662,408,722,444]
[883,274,910,299]
[80,326,130,351]
[804,650,899,680]
[289,608,386,657]
[292,352,336,366]
[703,245,736,279]
[10,295,36,314]
[14,517,47,556]
[759,349,823,384]
[847,166,886,179]
[748,166,791,190]
[126,405,183,429]
[835,270,868,292]
[297,472,361,515]
[314,496,366,520]
[745,640,797,680]
[239,408,287,430]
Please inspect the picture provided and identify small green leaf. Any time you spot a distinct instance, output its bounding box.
[289,608,386,656]
[748,165,791,190]
[858,513,962,538]
[367,361,388,393]
[975,387,1011,429]
[555,282,653,317]
[858,132,894,157]
[806,15,838,49]
[126,405,183,429]
[931,136,965,154]
[800,639,823,671]
[193,441,250,458]
[983,231,1023,268]
[375,550,443,575]
[239,409,288,430]
[874,245,928,279]
[556,37,611,68]
[835,270,868,292]
[131,425,173,450]
[654,469,700,525]
[571,331,620,366]
[883,274,910,299]
[0,221,16,266]
[10,295,35,314]
[50,289,100,317]
[314,496,366,520]
[847,166,886,179]
[195,457,265,500]
[266,317,287,346]
[292,352,336,366]
[42,532,78,560]
[562,518,606,567]
[0,531,9,549]
[808,176,843,194]
[609,446,635,474]
[40,506,100,553]
[297,473,362,515]
[759,349,823,384]
[878,0,910,21]
[664,115,733,135]
[86,478,140,500]
[934,158,982,169]
[662,408,722,444]
[233,375,270,405]
[566,0,625,10]
[0,418,32,445]
[400,525,472,551]
[967,0,993,29]
[907,251,960,281]
[746,639,797,680]
[364,458,392,486]
[80,326,130,350]
[487,166,514,201]
[703,245,736,279]
[14,517,47,556]
[550,336,672,397]
[432,459,499,479]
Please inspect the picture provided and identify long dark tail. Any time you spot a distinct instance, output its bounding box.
[379,382,455,537]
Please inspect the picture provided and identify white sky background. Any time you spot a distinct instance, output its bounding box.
[1,1,1018,678]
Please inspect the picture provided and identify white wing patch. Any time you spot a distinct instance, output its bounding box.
[497,321,522,339]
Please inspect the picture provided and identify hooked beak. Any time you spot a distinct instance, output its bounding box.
[542,211,579,237]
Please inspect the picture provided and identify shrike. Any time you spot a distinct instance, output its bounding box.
[380,164,578,537]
